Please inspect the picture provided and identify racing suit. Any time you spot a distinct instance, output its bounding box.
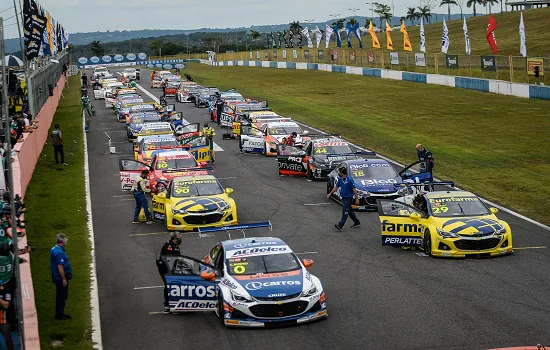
[215,100,224,126]
[158,240,181,311]
[132,177,153,222]
[417,148,434,170]
[201,127,216,164]
[284,136,296,146]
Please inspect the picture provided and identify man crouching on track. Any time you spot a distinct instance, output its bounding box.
[157,232,183,313]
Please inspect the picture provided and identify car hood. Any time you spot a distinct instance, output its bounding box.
[439,217,505,236]
[172,195,230,213]
[355,178,401,193]
[313,154,360,164]
[232,270,305,298]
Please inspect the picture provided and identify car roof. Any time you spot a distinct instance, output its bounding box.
[312,137,347,144]
[155,150,192,158]
[345,158,388,166]
[266,121,299,127]
[425,191,476,199]
[142,135,177,143]
[140,122,171,129]
[172,174,216,182]
[221,237,291,255]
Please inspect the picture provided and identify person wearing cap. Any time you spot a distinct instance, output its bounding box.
[157,232,183,313]
[50,233,72,320]
[201,123,216,164]
[284,132,298,146]
[132,170,153,224]
[326,167,361,231]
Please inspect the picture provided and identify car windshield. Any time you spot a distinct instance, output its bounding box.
[226,253,300,275]
[130,105,155,113]
[144,140,178,151]
[156,156,197,170]
[313,141,353,155]
[124,69,135,73]
[131,115,158,124]
[428,196,490,217]
[95,68,108,73]
[141,126,172,134]
[171,178,223,197]
[269,125,302,135]
[349,163,398,180]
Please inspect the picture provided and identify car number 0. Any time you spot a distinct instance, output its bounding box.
[233,265,246,274]
[175,187,190,194]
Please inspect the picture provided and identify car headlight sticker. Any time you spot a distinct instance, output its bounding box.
[436,228,459,238]
[231,291,254,303]
[301,285,318,298]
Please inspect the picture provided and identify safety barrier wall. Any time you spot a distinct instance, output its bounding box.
[211,60,550,101]
[12,74,67,349]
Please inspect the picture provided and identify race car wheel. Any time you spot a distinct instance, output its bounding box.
[326,181,332,195]
[423,229,433,257]
[217,295,227,327]
[307,168,314,181]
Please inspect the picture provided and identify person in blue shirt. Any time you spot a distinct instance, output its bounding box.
[327,167,361,231]
[50,234,72,320]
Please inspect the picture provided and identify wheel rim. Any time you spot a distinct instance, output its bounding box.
[424,231,432,255]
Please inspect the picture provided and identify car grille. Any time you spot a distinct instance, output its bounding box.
[254,292,301,302]
[183,213,224,225]
[249,301,309,318]
[454,238,501,251]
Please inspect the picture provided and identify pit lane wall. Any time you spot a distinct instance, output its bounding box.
[12,74,68,349]
[210,60,550,101]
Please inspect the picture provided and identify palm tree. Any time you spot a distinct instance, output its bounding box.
[289,21,303,35]
[406,7,418,25]
[440,0,458,21]
[466,0,479,17]
[374,3,392,28]
[418,6,432,24]
[250,30,262,40]
[348,18,358,26]
[90,40,105,56]
[485,0,499,14]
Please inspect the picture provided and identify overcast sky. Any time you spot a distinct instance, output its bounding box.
[4,0,475,39]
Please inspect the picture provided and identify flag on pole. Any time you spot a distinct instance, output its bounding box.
[486,14,498,54]
[400,20,412,51]
[353,23,363,49]
[333,24,342,48]
[312,26,322,48]
[368,21,380,49]
[325,24,334,49]
[420,18,426,53]
[519,12,527,57]
[441,18,450,53]
[301,27,313,48]
[345,23,352,48]
[463,18,471,55]
[386,21,393,50]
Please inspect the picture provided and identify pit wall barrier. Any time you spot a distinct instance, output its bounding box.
[211,60,550,101]
[13,74,68,349]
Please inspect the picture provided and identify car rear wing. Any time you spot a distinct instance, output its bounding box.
[198,221,273,239]
[326,151,376,158]
[161,166,214,174]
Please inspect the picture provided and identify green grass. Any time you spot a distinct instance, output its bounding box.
[25,76,93,349]
[185,63,550,225]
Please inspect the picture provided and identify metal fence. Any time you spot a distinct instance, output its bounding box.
[27,52,69,118]
[213,49,548,85]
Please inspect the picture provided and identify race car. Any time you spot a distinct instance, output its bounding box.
[108,88,139,108]
[230,111,289,138]
[118,102,167,123]
[94,81,124,100]
[119,150,208,192]
[126,112,162,141]
[377,189,513,258]
[122,68,138,81]
[151,71,172,88]
[151,175,237,231]
[160,233,327,327]
[133,135,180,164]
[176,84,204,103]
[239,121,310,156]
[327,159,409,211]
[132,122,174,142]
[194,88,220,108]
[277,137,368,180]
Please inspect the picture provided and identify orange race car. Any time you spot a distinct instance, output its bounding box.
[133,135,181,164]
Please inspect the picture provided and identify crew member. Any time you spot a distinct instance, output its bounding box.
[215,98,224,127]
[416,144,434,170]
[201,123,216,164]
[157,232,183,313]
[284,132,297,146]
[132,170,153,224]
[81,73,88,88]
[326,167,361,231]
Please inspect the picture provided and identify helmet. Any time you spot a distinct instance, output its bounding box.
[204,123,209,128]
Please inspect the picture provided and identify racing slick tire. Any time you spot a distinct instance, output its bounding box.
[264,143,269,156]
[217,295,228,328]
[326,181,332,195]
[423,229,433,257]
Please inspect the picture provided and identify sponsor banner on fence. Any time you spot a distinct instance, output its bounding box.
[256,51,260,59]
[368,52,375,63]
[249,52,253,59]
[264,51,268,59]
[349,50,356,61]
[318,50,323,59]
[415,53,426,67]
[446,54,458,69]
[273,50,277,59]
[390,52,399,65]
[481,55,496,72]
[293,49,298,59]
[78,59,190,69]
[78,53,147,67]
[527,57,544,76]
[282,50,287,59]
[332,50,338,61]
[304,49,310,59]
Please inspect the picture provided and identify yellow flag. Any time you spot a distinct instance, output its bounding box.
[47,12,54,55]
[400,20,413,51]
[368,21,381,49]
[386,21,394,51]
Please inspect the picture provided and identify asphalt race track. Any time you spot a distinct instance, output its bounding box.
[87,69,550,350]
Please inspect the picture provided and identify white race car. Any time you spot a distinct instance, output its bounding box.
[122,68,138,81]
[162,231,328,327]
[94,81,125,100]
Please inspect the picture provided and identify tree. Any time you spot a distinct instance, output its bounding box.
[150,39,166,56]
[467,0,480,17]
[456,0,466,18]
[422,0,439,22]
[331,19,345,30]
[440,0,458,21]
[406,7,419,25]
[348,18,358,27]
[250,30,262,40]
[485,0,499,14]
[374,2,392,28]
[418,6,432,23]
[289,21,303,35]
[90,41,105,56]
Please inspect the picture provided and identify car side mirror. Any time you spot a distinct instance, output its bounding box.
[302,259,314,268]
[200,161,207,167]
[490,207,498,214]
[200,270,216,282]
[410,212,422,220]
[225,188,234,195]
[303,130,309,135]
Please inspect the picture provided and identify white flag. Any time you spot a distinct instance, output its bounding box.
[301,27,313,48]
[420,18,426,53]
[519,12,527,57]
[312,26,323,49]
[441,18,450,54]
[325,24,334,49]
[463,18,471,55]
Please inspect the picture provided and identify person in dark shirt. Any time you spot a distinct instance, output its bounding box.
[416,144,434,170]
[327,167,360,231]
[157,232,183,313]
[0,282,13,350]
[215,98,224,127]
[50,234,72,320]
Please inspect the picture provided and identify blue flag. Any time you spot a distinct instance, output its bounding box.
[333,25,341,48]
[354,23,363,49]
[346,23,353,48]
[40,7,50,56]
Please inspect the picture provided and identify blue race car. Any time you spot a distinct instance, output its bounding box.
[162,229,327,328]
[126,112,161,140]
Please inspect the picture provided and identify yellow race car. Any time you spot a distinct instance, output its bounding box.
[377,190,513,258]
[151,175,238,231]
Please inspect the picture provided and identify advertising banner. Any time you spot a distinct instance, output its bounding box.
[389,52,399,65]
[446,54,459,69]
[77,52,147,68]
[415,53,426,67]
[527,58,544,76]
[481,55,497,72]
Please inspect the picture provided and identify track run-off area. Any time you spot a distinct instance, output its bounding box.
[86,69,550,350]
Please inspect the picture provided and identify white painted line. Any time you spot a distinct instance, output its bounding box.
[293,120,550,232]
[82,109,104,350]
[134,285,163,290]
[303,203,331,206]
[131,77,224,152]
[109,154,133,157]
[23,284,30,300]
[295,252,319,255]
[97,128,114,131]
[120,198,134,201]
[148,311,165,315]
[217,176,238,180]
[129,232,169,237]
[513,246,547,250]
[113,194,132,197]
[106,141,130,144]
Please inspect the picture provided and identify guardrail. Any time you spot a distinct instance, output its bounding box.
[27,52,69,118]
